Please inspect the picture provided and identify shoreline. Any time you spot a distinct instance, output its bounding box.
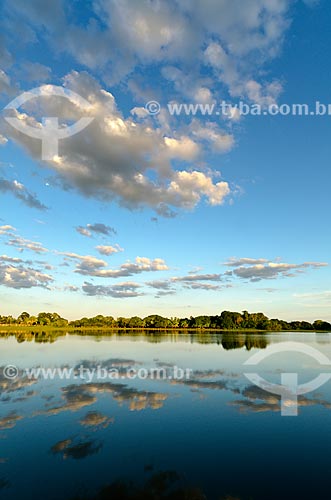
[0,325,330,334]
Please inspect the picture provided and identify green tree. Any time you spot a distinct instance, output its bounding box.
[18,312,30,324]
[313,320,331,331]
[144,315,172,328]
[127,316,144,328]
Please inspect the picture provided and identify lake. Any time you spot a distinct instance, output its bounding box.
[1,331,331,499]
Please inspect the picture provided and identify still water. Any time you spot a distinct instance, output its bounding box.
[1,331,331,499]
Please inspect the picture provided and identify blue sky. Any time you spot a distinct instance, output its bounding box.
[0,0,330,321]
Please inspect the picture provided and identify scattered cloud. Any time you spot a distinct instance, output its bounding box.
[0,178,47,210]
[0,226,49,260]
[154,290,177,298]
[147,280,174,291]
[0,256,53,289]
[182,282,223,291]
[224,257,328,282]
[60,252,108,274]
[188,267,203,274]
[147,274,226,295]
[0,254,23,263]
[225,257,270,267]
[96,244,123,256]
[64,284,79,292]
[147,279,177,298]
[191,120,234,152]
[6,235,48,254]
[62,253,169,278]
[172,273,222,283]
[75,226,92,238]
[0,225,15,235]
[76,223,117,238]
[82,281,142,298]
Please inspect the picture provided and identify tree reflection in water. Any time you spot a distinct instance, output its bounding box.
[72,469,242,500]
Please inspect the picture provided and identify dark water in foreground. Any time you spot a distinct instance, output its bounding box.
[1,331,331,500]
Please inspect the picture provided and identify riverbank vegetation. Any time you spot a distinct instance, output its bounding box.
[0,310,330,332]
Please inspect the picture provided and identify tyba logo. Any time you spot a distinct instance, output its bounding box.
[244,342,331,416]
[3,85,94,160]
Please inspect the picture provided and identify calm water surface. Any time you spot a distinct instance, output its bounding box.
[1,332,331,499]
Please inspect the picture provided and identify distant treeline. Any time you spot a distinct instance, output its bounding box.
[1,310,331,331]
